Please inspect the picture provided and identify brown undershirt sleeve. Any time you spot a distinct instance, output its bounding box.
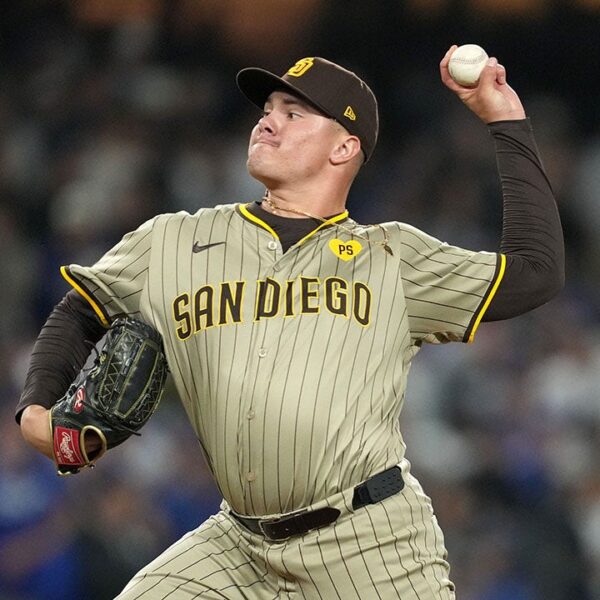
[482,119,564,321]
[15,290,107,423]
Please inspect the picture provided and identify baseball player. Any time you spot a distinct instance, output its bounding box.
[18,47,563,598]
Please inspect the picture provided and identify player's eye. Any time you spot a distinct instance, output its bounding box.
[287,111,302,120]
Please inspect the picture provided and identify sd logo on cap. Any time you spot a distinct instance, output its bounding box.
[287,58,315,78]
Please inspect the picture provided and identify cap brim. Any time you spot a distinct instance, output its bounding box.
[236,67,331,118]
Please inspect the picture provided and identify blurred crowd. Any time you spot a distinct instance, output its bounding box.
[1,1,599,599]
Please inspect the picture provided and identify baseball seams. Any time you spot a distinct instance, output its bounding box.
[448,44,489,86]
[452,54,485,65]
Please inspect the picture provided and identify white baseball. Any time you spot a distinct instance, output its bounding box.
[448,44,489,87]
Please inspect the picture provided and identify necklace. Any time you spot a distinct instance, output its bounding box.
[262,194,393,256]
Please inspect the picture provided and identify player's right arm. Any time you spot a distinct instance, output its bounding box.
[18,291,107,459]
[18,215,157,462]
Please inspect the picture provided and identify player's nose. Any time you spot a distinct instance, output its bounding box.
[258,112,277,135]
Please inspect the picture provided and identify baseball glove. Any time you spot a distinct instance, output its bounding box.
[50,317,169,475]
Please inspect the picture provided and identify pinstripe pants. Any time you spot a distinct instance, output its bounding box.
[116,471,455,599]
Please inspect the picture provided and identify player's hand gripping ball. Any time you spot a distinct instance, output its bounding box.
[448,44,489,87]
[50,318,169,475]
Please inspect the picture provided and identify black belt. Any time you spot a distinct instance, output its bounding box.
[231,466,404,542]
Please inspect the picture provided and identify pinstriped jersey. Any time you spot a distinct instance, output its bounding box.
[62,203,503,516]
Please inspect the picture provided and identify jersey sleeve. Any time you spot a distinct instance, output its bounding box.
[60,217,157,325]
[398,223,505,344]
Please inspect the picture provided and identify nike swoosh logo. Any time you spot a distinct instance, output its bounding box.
[193,241,226,253]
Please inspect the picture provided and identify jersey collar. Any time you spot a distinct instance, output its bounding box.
[237,202,349,245]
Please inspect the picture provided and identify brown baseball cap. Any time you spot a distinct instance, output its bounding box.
[236,57,379,162]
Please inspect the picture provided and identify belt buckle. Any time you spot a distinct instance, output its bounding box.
[258,509,307,542]
[258,519,285,541]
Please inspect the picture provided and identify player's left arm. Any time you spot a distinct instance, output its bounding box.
[482,119,564,320]
[440,46,565,320]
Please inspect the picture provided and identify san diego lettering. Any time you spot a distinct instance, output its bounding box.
[172,276,372,340]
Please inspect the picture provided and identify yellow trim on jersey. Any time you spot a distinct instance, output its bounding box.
[467,253,506,343]
[60,266,110,327]
[238,203,349,246]
[239,204,279,239]
[296,211,349,246]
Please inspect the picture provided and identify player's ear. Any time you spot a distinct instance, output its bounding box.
[330,135,362,166]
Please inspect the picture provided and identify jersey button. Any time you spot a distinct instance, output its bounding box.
[258,347,267,358]
[247,409,256,420]
[246,471,256,482]
[267,240,278,250]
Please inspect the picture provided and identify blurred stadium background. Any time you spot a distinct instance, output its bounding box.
[1,1,599,598]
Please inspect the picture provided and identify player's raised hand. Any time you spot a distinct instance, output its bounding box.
[440,45,526,124]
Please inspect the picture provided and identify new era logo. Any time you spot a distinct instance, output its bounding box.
[344,106,356,121]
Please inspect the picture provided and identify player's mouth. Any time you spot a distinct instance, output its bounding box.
[254,137,279,148]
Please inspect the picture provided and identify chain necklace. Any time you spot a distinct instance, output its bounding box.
[261,194,393,256]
